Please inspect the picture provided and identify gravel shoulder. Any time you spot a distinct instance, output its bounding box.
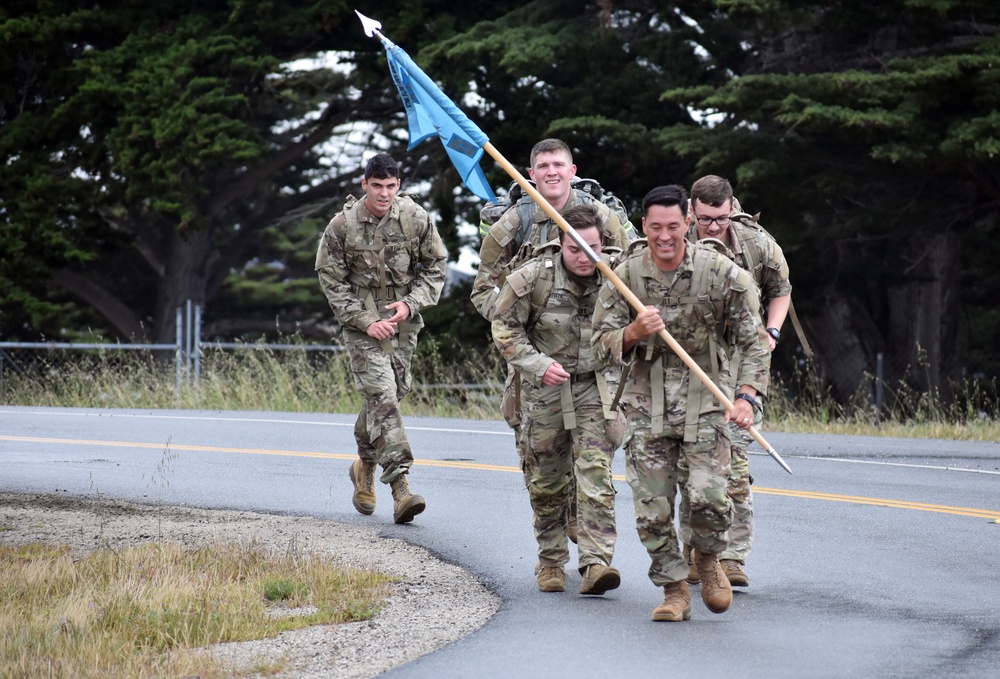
[0,492,500,678]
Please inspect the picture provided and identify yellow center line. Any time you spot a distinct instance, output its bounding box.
[4,435,999,521]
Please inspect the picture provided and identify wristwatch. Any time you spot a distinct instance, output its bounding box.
[766,327,780,341]
[734,393,756,409]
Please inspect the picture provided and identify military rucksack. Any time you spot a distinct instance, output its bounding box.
[478,177,632,240]
[514,242,622,331]
[502,241,624,426]
[726,201,814,357]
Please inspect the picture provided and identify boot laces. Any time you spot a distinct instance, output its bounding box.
[700,559,725,588]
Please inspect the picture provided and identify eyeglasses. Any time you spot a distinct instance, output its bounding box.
[693,212,731,227]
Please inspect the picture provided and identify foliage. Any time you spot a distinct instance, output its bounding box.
[2,346,998,440]
[0,342,506,420]
[0,539,390,677]
[0,1,506,345]
[650,0,1000,390]
[5,0,1000,404]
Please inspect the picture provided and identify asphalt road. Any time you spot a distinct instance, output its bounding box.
[2,405,998,678]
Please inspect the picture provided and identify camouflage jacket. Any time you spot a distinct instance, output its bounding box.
[592,243,769,419]
[315,195,447,333]
[687,212,791,306]
[492,247,620,392]
[472,189,633,322]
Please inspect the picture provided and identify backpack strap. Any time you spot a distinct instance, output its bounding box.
[526,250,558,330]
[516,195,546,247]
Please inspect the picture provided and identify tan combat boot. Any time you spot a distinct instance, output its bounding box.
[721,559,750,587]
[537,565,565,593]
[580,564,621,595]
[348,459,376,515]
[651,581,692,621]
[389,475,426,524]
[694,549,733,613]
[683,544,700,584]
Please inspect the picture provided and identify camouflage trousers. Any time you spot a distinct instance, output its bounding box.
[518,380,625,570]
[624,407,732,587]
[678,397,760,563]
[344,322,420,484]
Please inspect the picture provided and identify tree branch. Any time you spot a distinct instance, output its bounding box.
[51,269,148,341]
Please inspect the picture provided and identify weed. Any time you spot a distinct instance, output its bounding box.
[0,539,391,677]
[1,343,997,440]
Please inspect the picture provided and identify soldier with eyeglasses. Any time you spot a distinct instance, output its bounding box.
[677,174,792,590]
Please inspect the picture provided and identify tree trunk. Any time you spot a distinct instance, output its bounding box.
[804,232,961,406]
[152,229,218,345]
[885,232,961,399]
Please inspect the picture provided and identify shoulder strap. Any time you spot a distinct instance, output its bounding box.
[396,195,422,242]
[526,251,558,329]
[730,217,762,275]
[342,194,362,245]
[516,195,542,247]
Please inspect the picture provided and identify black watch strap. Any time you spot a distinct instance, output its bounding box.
[734,393,756,408]
[766,327,780,341]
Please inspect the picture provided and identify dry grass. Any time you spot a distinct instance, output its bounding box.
[767,360,1000,441]
[1,343,998,440]
[0,341,504,421]
[0,539,391,678]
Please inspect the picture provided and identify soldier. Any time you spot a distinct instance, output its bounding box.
[471,138,634,323]
[678,174,792,588]
[491,204,626,594]
[315,152,447,524]
[591,185,769,621]
[473,138,634,542]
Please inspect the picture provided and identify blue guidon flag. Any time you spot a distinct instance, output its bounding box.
[383,44,497,202]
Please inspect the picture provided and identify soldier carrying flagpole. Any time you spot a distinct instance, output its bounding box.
[354,9,791,476]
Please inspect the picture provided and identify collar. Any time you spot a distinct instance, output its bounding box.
[357,197,400,225]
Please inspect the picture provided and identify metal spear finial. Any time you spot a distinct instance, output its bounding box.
[355,10,383,38]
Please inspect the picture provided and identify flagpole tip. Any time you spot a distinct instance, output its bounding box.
[355,10,382,38]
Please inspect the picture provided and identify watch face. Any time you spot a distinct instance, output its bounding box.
[767,328,780,340]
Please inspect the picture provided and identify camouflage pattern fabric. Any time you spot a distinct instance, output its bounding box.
[624,413,732,587]
[316,195,446,483]
[591,243,769,586]
[678,395,761,561]
[492,250,624,570]
[518,385,624,568]
[721,396,760,561]
[684,215,789,564]
[472,190,632,323]
[344,325,420,483]
[686,215,791,304]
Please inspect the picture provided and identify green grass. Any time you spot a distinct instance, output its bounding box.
[0,539,391,678]
[1,342,998,441]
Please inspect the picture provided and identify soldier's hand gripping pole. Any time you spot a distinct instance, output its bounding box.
[482,143,793,475]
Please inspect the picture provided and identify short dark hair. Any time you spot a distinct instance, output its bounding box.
[559,204,601,243]
[690,175,733,208]
[642,184,688,217]
[530,138,573,168]
[364,153,400,181]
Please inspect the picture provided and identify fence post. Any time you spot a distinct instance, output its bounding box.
[175,306,183,397]
[875,352,884,429]
[185,299,193,381]
[194,303,202,396]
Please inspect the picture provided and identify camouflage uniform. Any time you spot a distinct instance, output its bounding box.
[316,194,446,483]
[491,245,625,571]
[591,241,769,587]
[472,190,634,541]
[472,189,634,323]
[681,213,791,564]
